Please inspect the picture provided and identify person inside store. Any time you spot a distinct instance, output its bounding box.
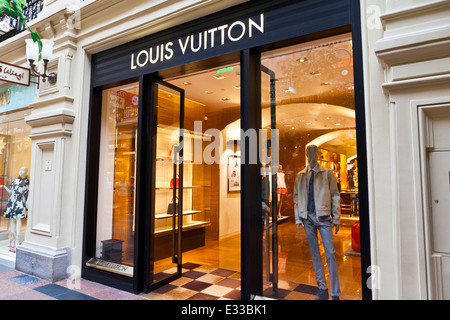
[277,164,287,219]
[1,167,30,253]
[294,145,341,300]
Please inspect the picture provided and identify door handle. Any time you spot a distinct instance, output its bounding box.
[171,145,183,265]
[172,147,179,264]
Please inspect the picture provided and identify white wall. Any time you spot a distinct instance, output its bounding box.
[361,0,450,299]
[219,142,241,240]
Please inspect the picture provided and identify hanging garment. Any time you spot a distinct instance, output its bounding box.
[3,177,30,219]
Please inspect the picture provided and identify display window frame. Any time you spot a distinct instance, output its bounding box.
[82,0,371,299]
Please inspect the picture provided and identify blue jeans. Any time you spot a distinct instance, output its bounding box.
[302,212,341,297]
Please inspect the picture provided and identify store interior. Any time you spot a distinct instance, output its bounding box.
[96,33,362,299]
[0,109,32,259]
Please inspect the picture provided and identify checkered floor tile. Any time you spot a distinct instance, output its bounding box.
[142,263,241,300]
[140,262,320,300]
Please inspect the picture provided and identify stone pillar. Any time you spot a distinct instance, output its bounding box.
[15,21,78,281]
[16,105,75,282]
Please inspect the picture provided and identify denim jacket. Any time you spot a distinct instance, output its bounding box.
[293,164,341,225]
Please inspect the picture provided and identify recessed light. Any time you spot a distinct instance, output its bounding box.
[334,123,341,126]
[222,98,230,101]
[283,87,296,93]
[297,57,308,63]
[183,82,191,85]
[213,75,226,80]
[306,122,312,125]
[233,85,241,89]
[321,82,331,86]
[204,91,214,94]
[310,71,320,75]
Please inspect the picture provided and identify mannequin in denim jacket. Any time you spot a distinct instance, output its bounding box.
[294,145,341,300]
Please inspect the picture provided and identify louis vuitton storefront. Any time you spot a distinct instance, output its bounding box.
[81,0,371,300]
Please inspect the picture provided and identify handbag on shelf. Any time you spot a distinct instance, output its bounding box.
[167,197,179,214]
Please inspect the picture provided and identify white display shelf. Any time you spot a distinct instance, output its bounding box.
[155,210,201,219]
[154,220,210,237]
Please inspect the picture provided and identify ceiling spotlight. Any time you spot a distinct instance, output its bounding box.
[321,82,331,86]
[222,98,230,101]
[334,123,342,126]
[297,57,308,63]
[204,91,213,94]
[283,87,296,93]
[310,71,320,75]
[183,82,191,85]
[213,75,226,80]
[233,85,241,89]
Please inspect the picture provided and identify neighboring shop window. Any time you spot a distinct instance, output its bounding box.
[86,82,139,277]
[0,111,32,254]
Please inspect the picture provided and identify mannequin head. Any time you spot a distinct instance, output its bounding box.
[306,145,319,169]
[19,167,28,179]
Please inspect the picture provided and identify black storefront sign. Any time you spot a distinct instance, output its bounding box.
[85,0,371,300]
[91,0,351,86]
[130,13,265,71]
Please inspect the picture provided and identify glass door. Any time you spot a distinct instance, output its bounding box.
[261,65,279,297]
[147,79,185,291]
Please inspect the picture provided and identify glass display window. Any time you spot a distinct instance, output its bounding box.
[87,82,139,277]
[0,110,32,256]
[260,34,361,300]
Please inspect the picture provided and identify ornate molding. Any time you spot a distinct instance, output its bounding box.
[25,98,75,139]
[375,27,450,66]
[380,0,450,26]
[382,74,450,92]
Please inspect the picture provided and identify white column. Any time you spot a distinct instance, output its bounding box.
[15,25,78,281]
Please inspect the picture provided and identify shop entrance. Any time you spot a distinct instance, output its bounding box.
[143,62,242,298]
